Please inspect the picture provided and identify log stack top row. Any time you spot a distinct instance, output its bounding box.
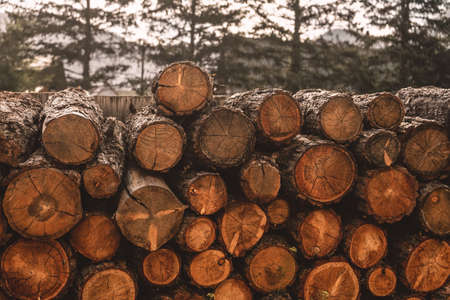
[0,61,448,300]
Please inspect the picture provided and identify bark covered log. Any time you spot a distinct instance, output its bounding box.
[417,182,450,236]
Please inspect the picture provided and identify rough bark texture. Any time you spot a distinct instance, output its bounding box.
[0,92,42,166]
[176,214,216,252]
[417,182,450,236]
[41,88,104,165]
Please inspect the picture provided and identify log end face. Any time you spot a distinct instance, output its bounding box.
[187,173,227,215]
[142,248,180,286]
[83,164,120,199]
[185,217,216,252]
[368,93,405,129]
[367,266,397,297]
[348,224,387,269]
[240,158,281,203]
[367,131,401,167]
[80,267,136,300]
[420,186,450,235]
[215,278,253,300]
[267,198,290,226]
[189,249,231,288]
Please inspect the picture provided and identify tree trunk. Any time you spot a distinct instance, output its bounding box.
[152,61,212,116]
[187,249,232,288]
[366,264,397,297]
[127,106,186,172]
[417,182,449,236]
[293,89,363,143]
[142,248,181,286]
[83,117,126,199]
[0,92,42,166]
[224,89,302,144]
[176,214,217,252]
[41,88,103,165]
[265,198,290,229]
[214,278,253,300]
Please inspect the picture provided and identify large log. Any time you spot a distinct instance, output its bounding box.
[224,89,302,144]
[0,92,42,166]
[417,182,450,236]
[293,89,363,143]
[41,88,103,165]
[152,61,213,116]
[352,129,401,167]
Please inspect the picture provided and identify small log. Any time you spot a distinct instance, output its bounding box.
[219,201,267,257]
[191,106,256,168]
[176,214,216,252]
[0,92,42,166]
[418,182,450,236]
[1,239,74,300]
[214,278,253,300]
[157,286,205,300]
[187,249,232,288]
[83,117,126,199]
[366,265,397,297]
[245,236,298,293]
[240,154,280,203]
[353,92,405,129]
[142,248,181,286]
[115,165,187,251]
[152,61,213,116]
[179,171,228,215]
[69,213,121,262]
[266,198,290,229]
[293,89,363,143]
[353,129,401,167]
[277,135,356,205]
[224,89,302,144]
[356,166,418,223]
[261,292,292,300]
[127,106,186,172]
[77,262,137,300]
[41,88,103,165]
[290,208,342,259]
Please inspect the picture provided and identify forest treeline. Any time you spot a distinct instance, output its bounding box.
[0,0,449,94]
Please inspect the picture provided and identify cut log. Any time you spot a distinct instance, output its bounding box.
[353,129,401,167]
[277,135,356,205]
[152,61,213,116]
[366,265,397,297]
[0,92,42,166]
[127,106,186,172]
[399,296,426,300]
[1,239,74,300]
[77,262,137,300]
[187,249,232,288]
[290,208,342,259]
[69,213,121,262]
[191,106,256,168]
[158,286,205,300]
[353,92,405,129]
[293,89,363,143]
[418,182,450,236]
[240,155,280,203]
[115,165,187,251]
[41,88,103,165]
[214,278,253,300]
[356,166,418,223]
[142,248,181,286]
[261,292,292,300]
[266,198,290,229]
[179,171,228,215]
[219,201,267,257]
[83,117,126,199]
[245,236,297,293]
[176,214,216,252]
[224,89,302,144]
[399,117,449,179]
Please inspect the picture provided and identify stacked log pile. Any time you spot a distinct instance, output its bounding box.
[0,63,448,300]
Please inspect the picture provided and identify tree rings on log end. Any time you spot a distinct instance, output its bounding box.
[188,249,232,288]
[215,278,253,300]
[348,224,387,269]
[42,114,99,165]
[365,131,401,167]
[3,167,82,239]
[184,217,216,252]
[1,239,71,300]
[419,186,450,235]
[267,198,290,226]
[186,172,227,215]
[367,265,397,297]
[367,93,405,129]
[142,248,181,286]
[83,164,120,199]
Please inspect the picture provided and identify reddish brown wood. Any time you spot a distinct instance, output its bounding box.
[353,129,401,167]
[266,198,290,228]
[418,182,450,236]
[187,249,232,288]
[366,265,397,297]
[142,248,181,286]
[261,292,292,300]
[176,215,216,252]
[214,278,253,300]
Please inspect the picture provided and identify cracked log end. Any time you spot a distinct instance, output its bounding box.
[214,278,253,300]
[142,248,181,286]
[83,164,120,199]
[183,217,216,252]
[367,93,405,129]
[367,265,397,297]
[188,249,231,288]
[185,172,227,215]
[348,224,387,269]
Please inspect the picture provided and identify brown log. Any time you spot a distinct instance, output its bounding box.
[277,135,356,205]
[293,89,363,143]
[176,214,216,252]
[366,265,397,297]
[290,208,343,259]
[127,106,186,172]
[353,92,405,129]
[214,278,253,300]
[245,236,298,293]
[115,165,187,251]
[240,154,280,203]
[191,106,256,168]
[69,213,121,262]
[418,182,450,236]
[77,262,137,300]
[398,296,426,300]
[356,166,418,223]
[41,88,103,165]
[83,117,126,199]
[152,61,213,116]
[399,117,449,179]
[224,89,302,144]
[158,286,205,300]
[0,92,42,166]
[179,171,228,215]
[261,292,292,300]
[187,249,232,288]
[142,248,181,286]
[353,129,401,167]
[1,239,74,300]
[219,201,267,257]
[266,198,290,229]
